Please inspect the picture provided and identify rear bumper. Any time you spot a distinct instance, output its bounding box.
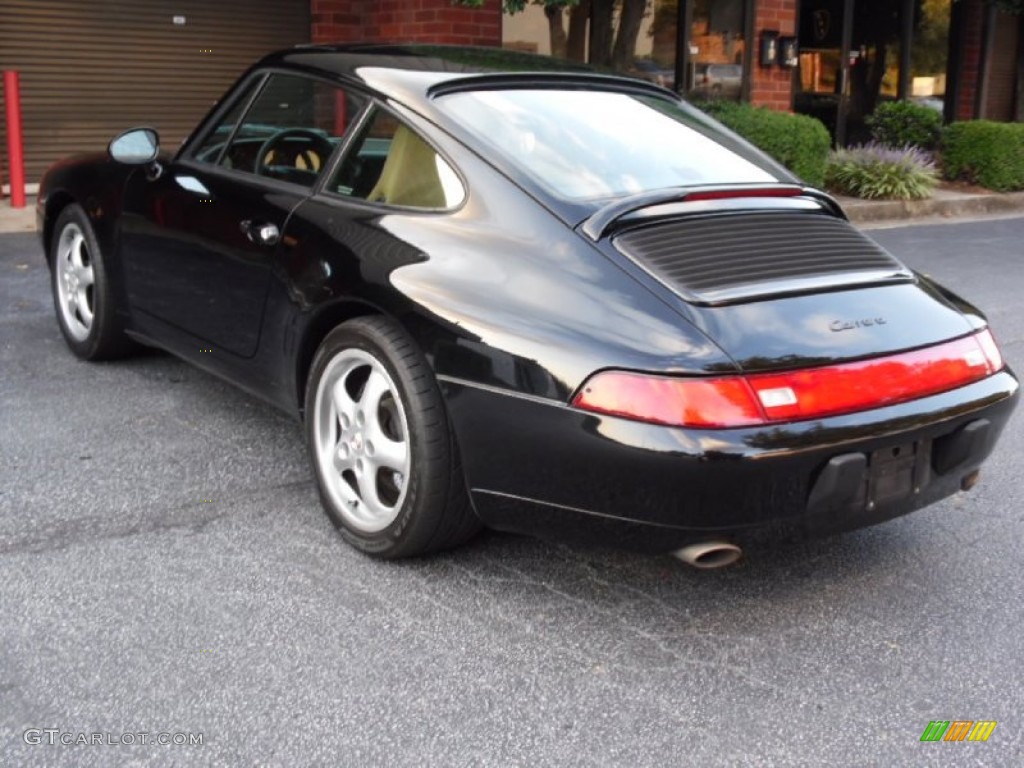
[440,370,1018,551]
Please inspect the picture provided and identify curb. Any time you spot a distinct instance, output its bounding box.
[0,198,35,235]
[841,191,1024,224]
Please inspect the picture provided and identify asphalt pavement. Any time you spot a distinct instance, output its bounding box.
[1,218,1022,767]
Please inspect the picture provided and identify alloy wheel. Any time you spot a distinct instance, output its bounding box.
[312,348,411,532]
[55,222,95,341]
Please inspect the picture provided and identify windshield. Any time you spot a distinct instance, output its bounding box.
[438,89,780,201]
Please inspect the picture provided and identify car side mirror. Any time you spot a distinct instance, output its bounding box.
[108,128,160,165]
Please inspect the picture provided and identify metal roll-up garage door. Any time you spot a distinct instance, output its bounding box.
[0,0,311,185]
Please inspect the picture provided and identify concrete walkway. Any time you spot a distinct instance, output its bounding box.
[4,187,1024,236]
[0,197,35,235]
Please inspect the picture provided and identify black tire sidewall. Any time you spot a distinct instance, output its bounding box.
[304,318,452,557]
[49,204,119,360]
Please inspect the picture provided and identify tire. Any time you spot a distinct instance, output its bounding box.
[305,316,481,558]
[49,204,134,360]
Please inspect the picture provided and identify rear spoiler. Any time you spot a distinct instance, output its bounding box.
[579,184,846,241]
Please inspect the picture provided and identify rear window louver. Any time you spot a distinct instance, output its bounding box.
[612,212,913,305]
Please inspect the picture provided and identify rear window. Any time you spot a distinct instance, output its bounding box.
[438,89,780,202]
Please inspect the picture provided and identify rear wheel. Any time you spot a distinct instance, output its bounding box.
[305,317,480,557]
[49,204,133,360]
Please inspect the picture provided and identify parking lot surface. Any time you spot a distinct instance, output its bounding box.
[1,219,1022,766]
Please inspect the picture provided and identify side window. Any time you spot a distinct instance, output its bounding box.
[194,72,366,187]
[330,108,464,209]
[191,77,261,164]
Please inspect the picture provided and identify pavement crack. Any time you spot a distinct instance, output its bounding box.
[445,552,782,691]
[0,478,311,556]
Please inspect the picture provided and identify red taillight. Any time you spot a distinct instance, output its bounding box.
[748,330,1001,421]
[572,329,1004,429]
[572,371,763,428]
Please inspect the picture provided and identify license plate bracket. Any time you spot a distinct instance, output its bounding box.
[865,440,931,508]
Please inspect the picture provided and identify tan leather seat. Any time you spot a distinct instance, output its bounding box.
[366,125,445,208]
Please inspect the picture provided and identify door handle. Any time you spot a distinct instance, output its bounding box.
[240,219,280,246]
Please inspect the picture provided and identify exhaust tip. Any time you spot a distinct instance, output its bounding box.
[673,541,743,569]
[961,470,981,491]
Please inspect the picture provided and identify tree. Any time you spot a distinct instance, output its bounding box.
[607,0,649,70]
[544,3,569,57]
[912,0,950,75]
[566,1,590,60]
[457,0,580,58]
[457,0,649,70]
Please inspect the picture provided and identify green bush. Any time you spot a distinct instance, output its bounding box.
[825,143,938,200]
[699,101,831,187]
[867,100,943,150]
[942,121,1024,191]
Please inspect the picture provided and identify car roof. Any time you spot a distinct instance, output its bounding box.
[257,43,670,106]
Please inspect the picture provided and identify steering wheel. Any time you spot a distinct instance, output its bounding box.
[255,128,334,177]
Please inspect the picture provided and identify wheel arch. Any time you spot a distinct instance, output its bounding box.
[38,156,134,266]
[295,298,384,417]
[40,189,77,258]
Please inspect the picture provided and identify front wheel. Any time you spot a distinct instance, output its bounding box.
[49,204,133,360]
[305,317,480,558]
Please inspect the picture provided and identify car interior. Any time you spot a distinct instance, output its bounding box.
[190,73,460,208]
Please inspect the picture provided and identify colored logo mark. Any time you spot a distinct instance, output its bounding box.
[920,720,997,742]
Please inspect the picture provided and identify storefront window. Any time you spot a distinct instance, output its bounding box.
[794,0,950,144]
[687,0,746,101]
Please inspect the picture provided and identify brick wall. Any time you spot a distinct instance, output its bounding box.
[749,0,797,111]
[955,0,986,121]
[982,10,1019,120]
[310,0,369,43]
[310,0,501,46]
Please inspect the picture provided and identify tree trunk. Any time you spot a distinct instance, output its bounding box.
[567,0,590,61]
[864,40,888,115]
[849,40,888,125]
[545,5,568,59]
[589,0,615,67]
[611,0,648,71]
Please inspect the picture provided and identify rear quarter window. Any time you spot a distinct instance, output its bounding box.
[329,107,464,209]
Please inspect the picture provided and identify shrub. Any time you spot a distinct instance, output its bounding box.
[699,101,831,187]
[825,143,939,200]
[867,101,943,150]
[942,121,1024,191]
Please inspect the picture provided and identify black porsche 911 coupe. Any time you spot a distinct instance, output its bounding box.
[37,45,1017,567]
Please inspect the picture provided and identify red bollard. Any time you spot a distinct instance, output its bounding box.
[3,70,27,208]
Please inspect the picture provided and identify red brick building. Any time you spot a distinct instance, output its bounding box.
[750,0,799,111]
[309,0,502,48]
